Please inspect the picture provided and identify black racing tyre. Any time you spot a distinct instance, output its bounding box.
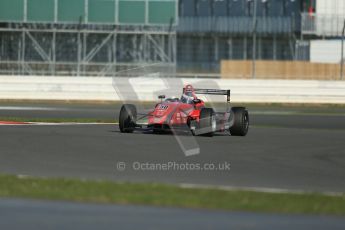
[198,108,216,137]
[229,107,249,136]
[119,104,137,133]
[187,118,196,136]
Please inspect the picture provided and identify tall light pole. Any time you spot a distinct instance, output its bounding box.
[252,0,258,79]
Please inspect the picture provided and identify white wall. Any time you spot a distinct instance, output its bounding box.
[0,76,345,104]
[310,40,344,63]
[317,0,345,16]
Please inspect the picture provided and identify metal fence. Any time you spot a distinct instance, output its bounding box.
[178,16,297,34]
[3,12,345,79]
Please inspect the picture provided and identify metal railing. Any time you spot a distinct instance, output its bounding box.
[302,13,345,36]
[0,61,175,77]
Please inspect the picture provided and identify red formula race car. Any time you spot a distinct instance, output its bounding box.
[119,84,249,137]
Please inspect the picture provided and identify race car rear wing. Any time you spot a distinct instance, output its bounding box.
[183,88,231,103]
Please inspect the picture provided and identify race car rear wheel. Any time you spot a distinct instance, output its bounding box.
[229,107,249,136]
[119,104,137,133]
[198,108,216,137]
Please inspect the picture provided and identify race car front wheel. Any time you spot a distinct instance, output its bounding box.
[229,107,249,136]
[119,104,137,133]
[198,108,216,137]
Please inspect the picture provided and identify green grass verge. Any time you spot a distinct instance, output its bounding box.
[0,117,116,123]
[0,174,345,215]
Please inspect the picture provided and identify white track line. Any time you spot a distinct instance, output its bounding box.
[178,183,345,197]
[13,175,344,197]
[29,123,116,126]
[0,106,61,111]
[0,122,118,126]
[250,111,297,115]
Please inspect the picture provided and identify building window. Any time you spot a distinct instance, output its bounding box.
[194,0,199,16]
[302,0,315,13]
[282,0,287,16]
[246,0,253,16]
[263,0,270,17]
[179,0,184,17]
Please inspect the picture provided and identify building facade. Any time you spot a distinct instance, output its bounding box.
[177,0,313,73]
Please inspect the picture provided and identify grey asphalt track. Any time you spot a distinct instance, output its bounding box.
[1,103,345,229]
[1,102,345,129]
[1,198,345,230]
[0,103,345,193]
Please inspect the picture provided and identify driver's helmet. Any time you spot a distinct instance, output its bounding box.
[181,85,195,104]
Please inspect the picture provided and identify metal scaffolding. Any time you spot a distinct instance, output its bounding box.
[0,23,176,77]
[0,0,177,77]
